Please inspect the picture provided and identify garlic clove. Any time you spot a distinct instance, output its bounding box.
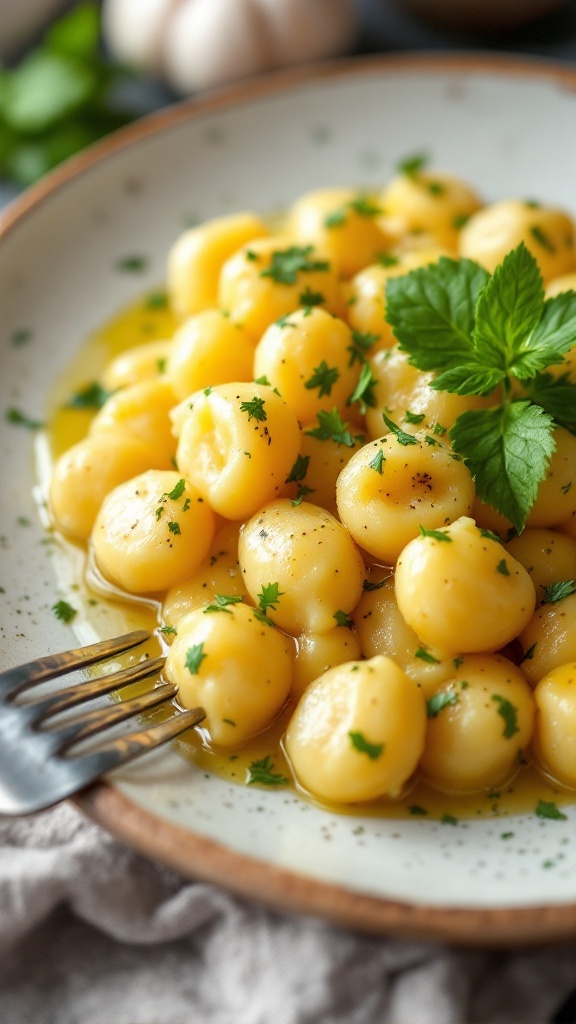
[256,0,358,65]
[163,0,272,94]
[102,0,182,76]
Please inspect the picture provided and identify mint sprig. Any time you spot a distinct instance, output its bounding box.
[385,244,576,531]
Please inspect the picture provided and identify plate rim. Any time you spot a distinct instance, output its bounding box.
[5,49,576,944]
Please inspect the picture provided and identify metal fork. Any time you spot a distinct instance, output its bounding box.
[0,630,205,816]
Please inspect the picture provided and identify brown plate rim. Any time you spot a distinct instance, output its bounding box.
[5,50,576,945]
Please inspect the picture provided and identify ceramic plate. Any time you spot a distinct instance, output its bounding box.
[3,53,576,946]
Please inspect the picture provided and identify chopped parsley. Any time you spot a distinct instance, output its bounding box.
[348,363,378,413]
[426,689,458,717]
[348,731,384,760]
[247,755,289,786]
[52,599,77,623]
[184,643,207,675]
[5,406,44,429]
[239,396,267,422]
[203,594,244,614]
[404,409,425,424]
[419,525,452,542]
[167,521,181,535]
[304,360,340,397]
[382,413,419,446]
[333,610,354,628]
[496,558,510,576]
[535,800,567,821]
[66,382,113,409]
[347,330,379,366]
[260,245,329,285]
[542,580,576,604]
[257,582,284,615]
[306,408,364,447]
[368,448,385,474]
[414,647,440,664]
[491,694,520,738]
[116,254,148,273]
[396,152,428,178]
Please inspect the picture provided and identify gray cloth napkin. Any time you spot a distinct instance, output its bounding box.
[0,803,575,1024]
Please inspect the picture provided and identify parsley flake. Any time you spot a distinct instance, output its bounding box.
[348,363,378,413]
[426,689,458,717]
[491,694,520,738]
[184,643,207,675]
[333,610,354,628]
[535,800,567,821]
[239,397,267,422]
[304,360,340,397]
[52,599,76,623]
[204,594,243,614]
[257,582,284,615]
[369,448,385,474]
[382,413,419,446]
[496,558,510,576]
[5,406,44,429]
[415,647,440,664]
[542,580,576,604]
[347,330,379,366]
[260,245,329,285]
[348,731,384,759]
[419,525,452,542]
[247,755,289,786]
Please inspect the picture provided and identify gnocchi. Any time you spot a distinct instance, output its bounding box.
[43,165,576,815]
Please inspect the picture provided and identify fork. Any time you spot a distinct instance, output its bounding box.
[0,630,206,816]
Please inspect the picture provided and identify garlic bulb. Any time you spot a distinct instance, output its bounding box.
[102,0,358,94]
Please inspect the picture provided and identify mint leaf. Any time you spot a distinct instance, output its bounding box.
[431,363,505,396]
[512,291,576,380]
[385,257,489,371]
[526,372,576,433]
[472,243,544,371]
[450,401,555,532]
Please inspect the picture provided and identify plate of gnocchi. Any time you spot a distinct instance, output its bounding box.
[3,52,576,944]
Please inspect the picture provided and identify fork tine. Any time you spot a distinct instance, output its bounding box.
[0,630,152,698]
[69,706,206,777]
[27,655,166,721]
[49,681,179,749]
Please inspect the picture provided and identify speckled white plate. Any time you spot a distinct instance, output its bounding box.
[3,53,576,946]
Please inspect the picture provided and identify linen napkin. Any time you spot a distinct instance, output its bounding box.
[1,802,575,1024]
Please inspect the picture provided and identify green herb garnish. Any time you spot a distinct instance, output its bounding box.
[348,731,384,760]
[385,243,576,531]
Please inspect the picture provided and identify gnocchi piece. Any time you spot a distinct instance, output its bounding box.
[89,378,178,468]
[336,432,475,565]
[49,432,159,540]
[292,626,362,700]
[161,521,248,631]
[525,427,576,527]
[167,211,269,317]
[164,602,293,746]
[347,248,450,352]
[166,309,255,401]
[519,592,576,686]
[218,236,346,340]
[364,346,497,440]
[284,656,426,803]
[92,470,215,593]
[238,499,365,635]
[395,516,536,653]
[175,382,301,520]
[288,188,394,279]
[505,528,576,603]
[459,199,576,282]
[100,339,173,391]
[380,170,482,251]
[420,654,535,793]
[253,307,360,424]
[292,417,365,517]
[352,572,456,699]
[534,662,576,788]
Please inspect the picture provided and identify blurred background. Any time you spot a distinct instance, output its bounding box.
[2,0,576,207]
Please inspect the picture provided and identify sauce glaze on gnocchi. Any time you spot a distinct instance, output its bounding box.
[44,168,576,816]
